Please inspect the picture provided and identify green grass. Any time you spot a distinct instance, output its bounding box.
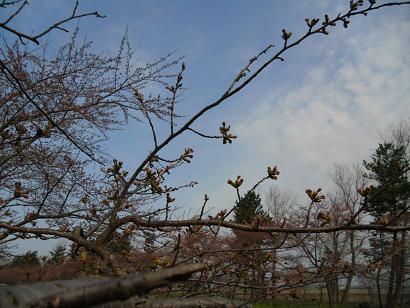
[254,303,359,308]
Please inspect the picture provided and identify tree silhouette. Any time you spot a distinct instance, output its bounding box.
[234,191,265,225]
[1,1,410,307]
[363,141,410,307]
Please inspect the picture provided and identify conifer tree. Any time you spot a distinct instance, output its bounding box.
[363,142,410,307]
[234,191,264,224]
[49,245,66,265]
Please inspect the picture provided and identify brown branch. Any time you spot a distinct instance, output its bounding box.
[0,59,103,164]
[1,0,27,25]
[0,264,205,308]
[249,175,270,193]
[171,233,182,266]
[0,222,111,263]
[199,194,209,220]
[0,0,105,45]
[187,127,222,139]
[117,216,410,234]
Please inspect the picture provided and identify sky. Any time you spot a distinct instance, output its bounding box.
[1,0,410,254]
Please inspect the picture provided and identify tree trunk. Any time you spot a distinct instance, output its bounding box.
[376,266,383,308]
[341,275,353,303]
[341,229,356,303]
[326,281,334,308]
[385,232,397,308]
[390,231,406,307]
[326,276,339,308]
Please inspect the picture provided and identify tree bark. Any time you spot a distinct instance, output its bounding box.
[390,231,406,307]
[0,264,205,308]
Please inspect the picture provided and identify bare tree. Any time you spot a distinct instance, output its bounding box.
[1,1,410,307]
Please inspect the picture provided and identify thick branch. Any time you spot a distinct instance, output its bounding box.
[0,264,205,308]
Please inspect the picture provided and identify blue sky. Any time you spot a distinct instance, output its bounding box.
[1,0,409,254]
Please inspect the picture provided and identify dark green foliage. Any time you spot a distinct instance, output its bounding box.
[49,245,66,264]
[363,142,410,219]
[11,251,40,266]
[234,191,265,224]
[363,141,410,307]
[363,235,391,263]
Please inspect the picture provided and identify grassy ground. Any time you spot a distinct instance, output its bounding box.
[254,302,410,308]
[254,303,360,308]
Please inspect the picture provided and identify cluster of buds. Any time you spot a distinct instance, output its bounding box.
[177,64,185,84]
[281,29,292,41]
[227,175,244,189]
[219,122,237,144]
[148,155,159,167]
[357,185,375,197]
[150,176,163,194]
[350,0,365,11]
[14,182,29,199]
[216,209,227,219]
[363,261,377,276]
[153,257,171,268]
[166,192,175,203]
[161,165,171,176]
[25,212,37,221]
[123,224,137,237]
[144,167,163,194]
[322,14,336,26]
[342,18,350,28]
[107,159,123,176]
[187,225,203,234]
[378,215,390,226]
[3,210,12,217]
[305,18,319,28]
[63,154,75,166]
[80,194,89,204]
[109,190,119,201]
[266,252,277,263]
[15,124,28,136]
[305,188,325,203]
[145,167,153,178]
[297,265,306,283]
[133,89,144,102]
[58,225,69,232]
[36,121,54,138]
[180,148,194,163]
[317,212,331,226]
[320,14,336,34]
[0,129,12,140]
[267,166,280,180]
[165,62,185,94]
[90,206,97,217]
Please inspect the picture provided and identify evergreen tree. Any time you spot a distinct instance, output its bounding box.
[49,245,66,264]
[234,191,264,224]
[10,251,40,267]
[363,142,410,308]
[364,142,410,219]
[233,191,271,300]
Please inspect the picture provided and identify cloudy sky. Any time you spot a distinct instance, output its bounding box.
[2,0,409,253]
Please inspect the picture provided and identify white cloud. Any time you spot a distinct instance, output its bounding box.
[228,16,410,201]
